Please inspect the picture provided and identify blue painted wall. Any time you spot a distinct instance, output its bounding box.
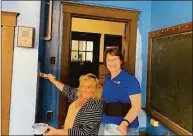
[151,1,192,31]
[40,1,63,127]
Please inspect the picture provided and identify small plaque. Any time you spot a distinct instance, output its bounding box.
[17,26,34,48]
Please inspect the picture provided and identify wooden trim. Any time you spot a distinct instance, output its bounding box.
[62,1,140,21]
[58,12,72,128]
[1,11,19,135]
[149,21,192,38]
[146,108,192,136]
[2,11,19,26]
[127,19,138,74]
[2,26,15,135]
[146,21,193,135]
[146,33,152,108]
[61,12,71,86]
[59,1,139,128]
[61,2,139,76]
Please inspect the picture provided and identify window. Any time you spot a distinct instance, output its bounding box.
[71,40,93,62]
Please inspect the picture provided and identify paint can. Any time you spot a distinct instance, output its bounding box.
[104,124,122,135]
[32,123,49,135]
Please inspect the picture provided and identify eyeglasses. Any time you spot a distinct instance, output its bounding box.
[106,58,120,63]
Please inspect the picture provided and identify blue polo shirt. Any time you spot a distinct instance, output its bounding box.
[101,69,141,128]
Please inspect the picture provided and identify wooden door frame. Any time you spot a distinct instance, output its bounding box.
[2,11,19,135]
[59,1,140,128]
[146,21,192,136]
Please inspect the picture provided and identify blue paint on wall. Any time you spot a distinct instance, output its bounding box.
[40,1,62,127]
[151,1,192,31]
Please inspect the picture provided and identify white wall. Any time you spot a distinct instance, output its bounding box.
[2,1,41,135]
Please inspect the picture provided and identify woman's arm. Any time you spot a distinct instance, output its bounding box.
[118,94,141,134]
[46,73,78,100]
[125,94,141,123]
[117,76,142,134]
[124,76,142,124]
[46,74,64,91]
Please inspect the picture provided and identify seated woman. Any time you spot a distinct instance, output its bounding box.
[43,73,103,136]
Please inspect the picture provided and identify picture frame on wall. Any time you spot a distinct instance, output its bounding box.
[17,26,35,48]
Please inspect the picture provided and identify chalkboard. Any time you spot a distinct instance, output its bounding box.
[150,32,192,133]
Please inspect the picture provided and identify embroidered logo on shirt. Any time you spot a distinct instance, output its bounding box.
[114,81,121,84]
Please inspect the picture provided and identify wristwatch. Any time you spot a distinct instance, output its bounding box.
[122,118,130,126]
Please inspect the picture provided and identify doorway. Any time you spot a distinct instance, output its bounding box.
[68,31,101,87]
[59,1,139,128]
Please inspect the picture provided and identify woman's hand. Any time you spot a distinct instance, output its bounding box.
[44,126,56,135]
[44,126,68,135]
[117,121,128,135]
[46,73,56,83]
[40,72,47,78]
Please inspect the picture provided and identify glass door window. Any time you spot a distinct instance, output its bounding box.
[71,40,93,62]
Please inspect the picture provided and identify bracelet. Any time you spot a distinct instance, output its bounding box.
[122,118,130,126]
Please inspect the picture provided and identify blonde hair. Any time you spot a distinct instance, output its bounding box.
[77,73,102,100]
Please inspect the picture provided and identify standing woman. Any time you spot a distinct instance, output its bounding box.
[99,48,142,135]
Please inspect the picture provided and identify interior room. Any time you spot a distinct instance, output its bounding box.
[69,17,125,85]
[1,1,192,135]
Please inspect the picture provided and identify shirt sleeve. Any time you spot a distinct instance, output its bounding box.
[68,100,103,136]
[62,84,78,100]
[127,76,141,95]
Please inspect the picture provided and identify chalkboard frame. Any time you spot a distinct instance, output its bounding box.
[146,21,192,135]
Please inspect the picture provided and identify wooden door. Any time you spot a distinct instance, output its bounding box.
[69,31,101,87]
[1,11,18,135]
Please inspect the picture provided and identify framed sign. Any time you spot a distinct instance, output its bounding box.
[17,26,34,48]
